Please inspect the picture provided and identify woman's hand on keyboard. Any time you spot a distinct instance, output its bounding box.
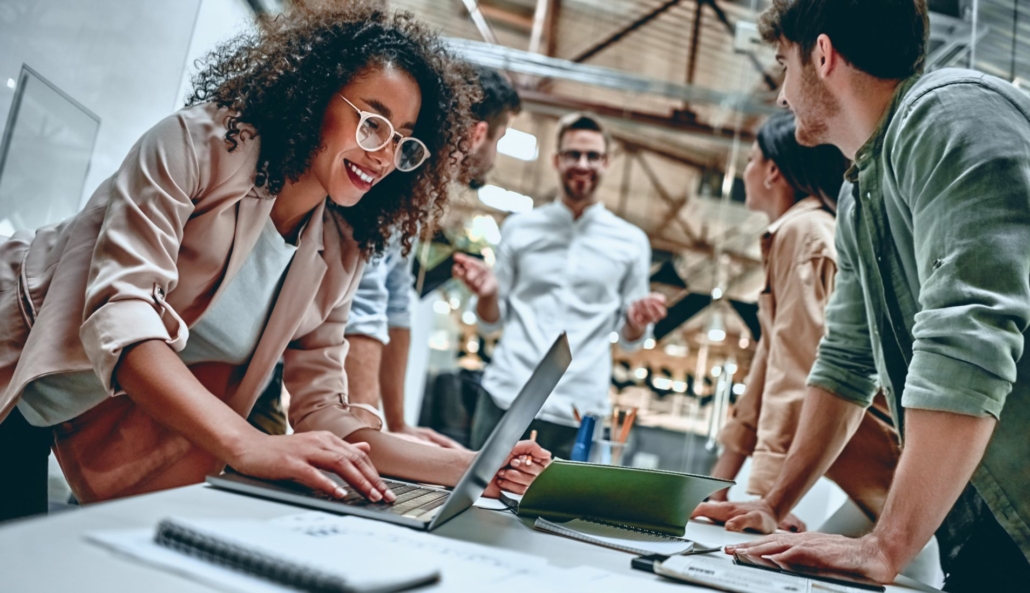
[483,440,552,497]
[229,431,397,503]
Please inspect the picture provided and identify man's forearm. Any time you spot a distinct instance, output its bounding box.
[381,327,410,431]
[476,293,501,324]
[871,409,996,573]
[343,334,384,410]
[765,386,865,519]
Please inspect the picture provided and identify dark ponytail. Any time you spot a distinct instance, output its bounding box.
[756,111,850,213]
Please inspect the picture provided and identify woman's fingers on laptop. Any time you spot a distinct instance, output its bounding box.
[306,439,396,503]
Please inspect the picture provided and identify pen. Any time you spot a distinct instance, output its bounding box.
[618,408,638,444]
[572,405,582,424]
[518,429,539,467]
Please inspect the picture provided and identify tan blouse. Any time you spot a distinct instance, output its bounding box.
[719,197,899,520]
[0,104,368,502]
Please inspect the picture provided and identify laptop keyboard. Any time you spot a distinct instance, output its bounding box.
[304,479,449,520]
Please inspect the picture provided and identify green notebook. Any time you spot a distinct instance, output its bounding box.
[504,460,733,537]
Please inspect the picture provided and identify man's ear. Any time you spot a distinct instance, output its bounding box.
[814,33,837,79]
[470,120,489,151]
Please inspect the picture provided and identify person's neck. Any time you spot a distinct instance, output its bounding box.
[834,77,902,159]
[271,174,325,244]
[560,194,597,220]
[765,190,799,224]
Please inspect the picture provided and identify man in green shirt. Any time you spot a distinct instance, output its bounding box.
[692,1,1030,589]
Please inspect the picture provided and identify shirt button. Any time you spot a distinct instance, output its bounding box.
[866,192,871,199]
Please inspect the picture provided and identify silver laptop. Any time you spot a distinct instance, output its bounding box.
[207,333,572,531]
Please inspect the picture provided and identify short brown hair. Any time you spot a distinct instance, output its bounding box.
[758,0,928,80]
[555,112,613,153]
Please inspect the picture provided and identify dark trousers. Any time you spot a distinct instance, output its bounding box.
[0,407,52,523]
[942,499,1030,592]
[469,388,578,460]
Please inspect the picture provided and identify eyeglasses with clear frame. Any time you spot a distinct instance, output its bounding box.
[338,94,430,172]
[558,149,607,167]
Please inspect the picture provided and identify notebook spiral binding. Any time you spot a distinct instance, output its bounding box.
[580,517,689,541]
[155,519,357,593]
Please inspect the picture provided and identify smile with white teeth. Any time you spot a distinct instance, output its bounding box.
[347,161,375,184]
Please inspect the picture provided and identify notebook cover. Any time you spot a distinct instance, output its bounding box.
[515,460,733,537]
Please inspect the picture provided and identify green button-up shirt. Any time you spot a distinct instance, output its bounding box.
[807,68,1030,563]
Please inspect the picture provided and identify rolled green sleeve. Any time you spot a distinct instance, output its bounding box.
[807,189,879,407]
[890,80,1030,419]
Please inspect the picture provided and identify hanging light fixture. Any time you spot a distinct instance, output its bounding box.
[706,308,726,343]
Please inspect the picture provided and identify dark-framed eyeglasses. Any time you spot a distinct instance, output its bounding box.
[339,94,430,172]
[558,149,607,167]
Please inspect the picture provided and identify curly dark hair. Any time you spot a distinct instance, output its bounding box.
[186,0,479,257]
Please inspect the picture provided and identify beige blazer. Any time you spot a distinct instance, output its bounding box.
[0,103,368,502]
[718,197,900,520]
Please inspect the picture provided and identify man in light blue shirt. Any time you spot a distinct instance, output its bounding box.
[342,67,523,447]
[454,112,667,458]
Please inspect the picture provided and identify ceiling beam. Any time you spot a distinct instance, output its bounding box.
[527,0,552,54]
[570,0,684,63]
[686,2,704,85]
[517,88,755,144]
[702,0,778,91]
[460,0,500,45]
[633,151,700,244]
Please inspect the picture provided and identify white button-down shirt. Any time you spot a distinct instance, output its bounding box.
[480,200,652,426]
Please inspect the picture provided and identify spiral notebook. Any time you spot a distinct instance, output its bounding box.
[533,517,713,556]
[152,517,440,593]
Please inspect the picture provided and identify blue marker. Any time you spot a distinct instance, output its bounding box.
[570,415,596,461]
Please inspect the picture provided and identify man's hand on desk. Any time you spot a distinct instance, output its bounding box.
[482,440,552,498]
[692,499,806,534]
[725,532,897,585]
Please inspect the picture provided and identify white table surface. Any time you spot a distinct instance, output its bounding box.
[0,484,940,593]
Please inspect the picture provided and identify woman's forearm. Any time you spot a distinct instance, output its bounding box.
[115,339,256,463]
[345,428,474,485]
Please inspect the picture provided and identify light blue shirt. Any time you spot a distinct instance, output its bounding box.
[346,237,413,344]
[480,201,652,426]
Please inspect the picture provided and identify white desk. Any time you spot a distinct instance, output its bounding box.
[0,485,939,593]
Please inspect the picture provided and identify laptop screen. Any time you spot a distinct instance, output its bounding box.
[429,333,572,529]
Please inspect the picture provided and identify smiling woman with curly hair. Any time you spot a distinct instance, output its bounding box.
[0,0,549,522]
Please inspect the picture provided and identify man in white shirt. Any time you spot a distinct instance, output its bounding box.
[454,112,667,458]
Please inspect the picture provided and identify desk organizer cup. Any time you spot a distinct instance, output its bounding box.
[589,439,627,466]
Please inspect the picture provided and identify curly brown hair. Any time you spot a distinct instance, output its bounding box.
[186,0,479,256]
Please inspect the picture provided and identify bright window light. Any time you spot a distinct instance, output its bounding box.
[497,128,538,161]
[478,185,533,214]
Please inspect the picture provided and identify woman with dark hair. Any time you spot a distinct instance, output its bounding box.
[0,1,547,522]
[695,112,900,535]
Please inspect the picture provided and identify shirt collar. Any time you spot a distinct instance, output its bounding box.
[764,196,824,239]
[552,199,606,222]
[845,75,920,183]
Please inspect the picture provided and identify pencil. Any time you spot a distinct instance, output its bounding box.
[572,406,582,424]
[519,429,539,467]
[611,406,620,443]
[618,407,638,444]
